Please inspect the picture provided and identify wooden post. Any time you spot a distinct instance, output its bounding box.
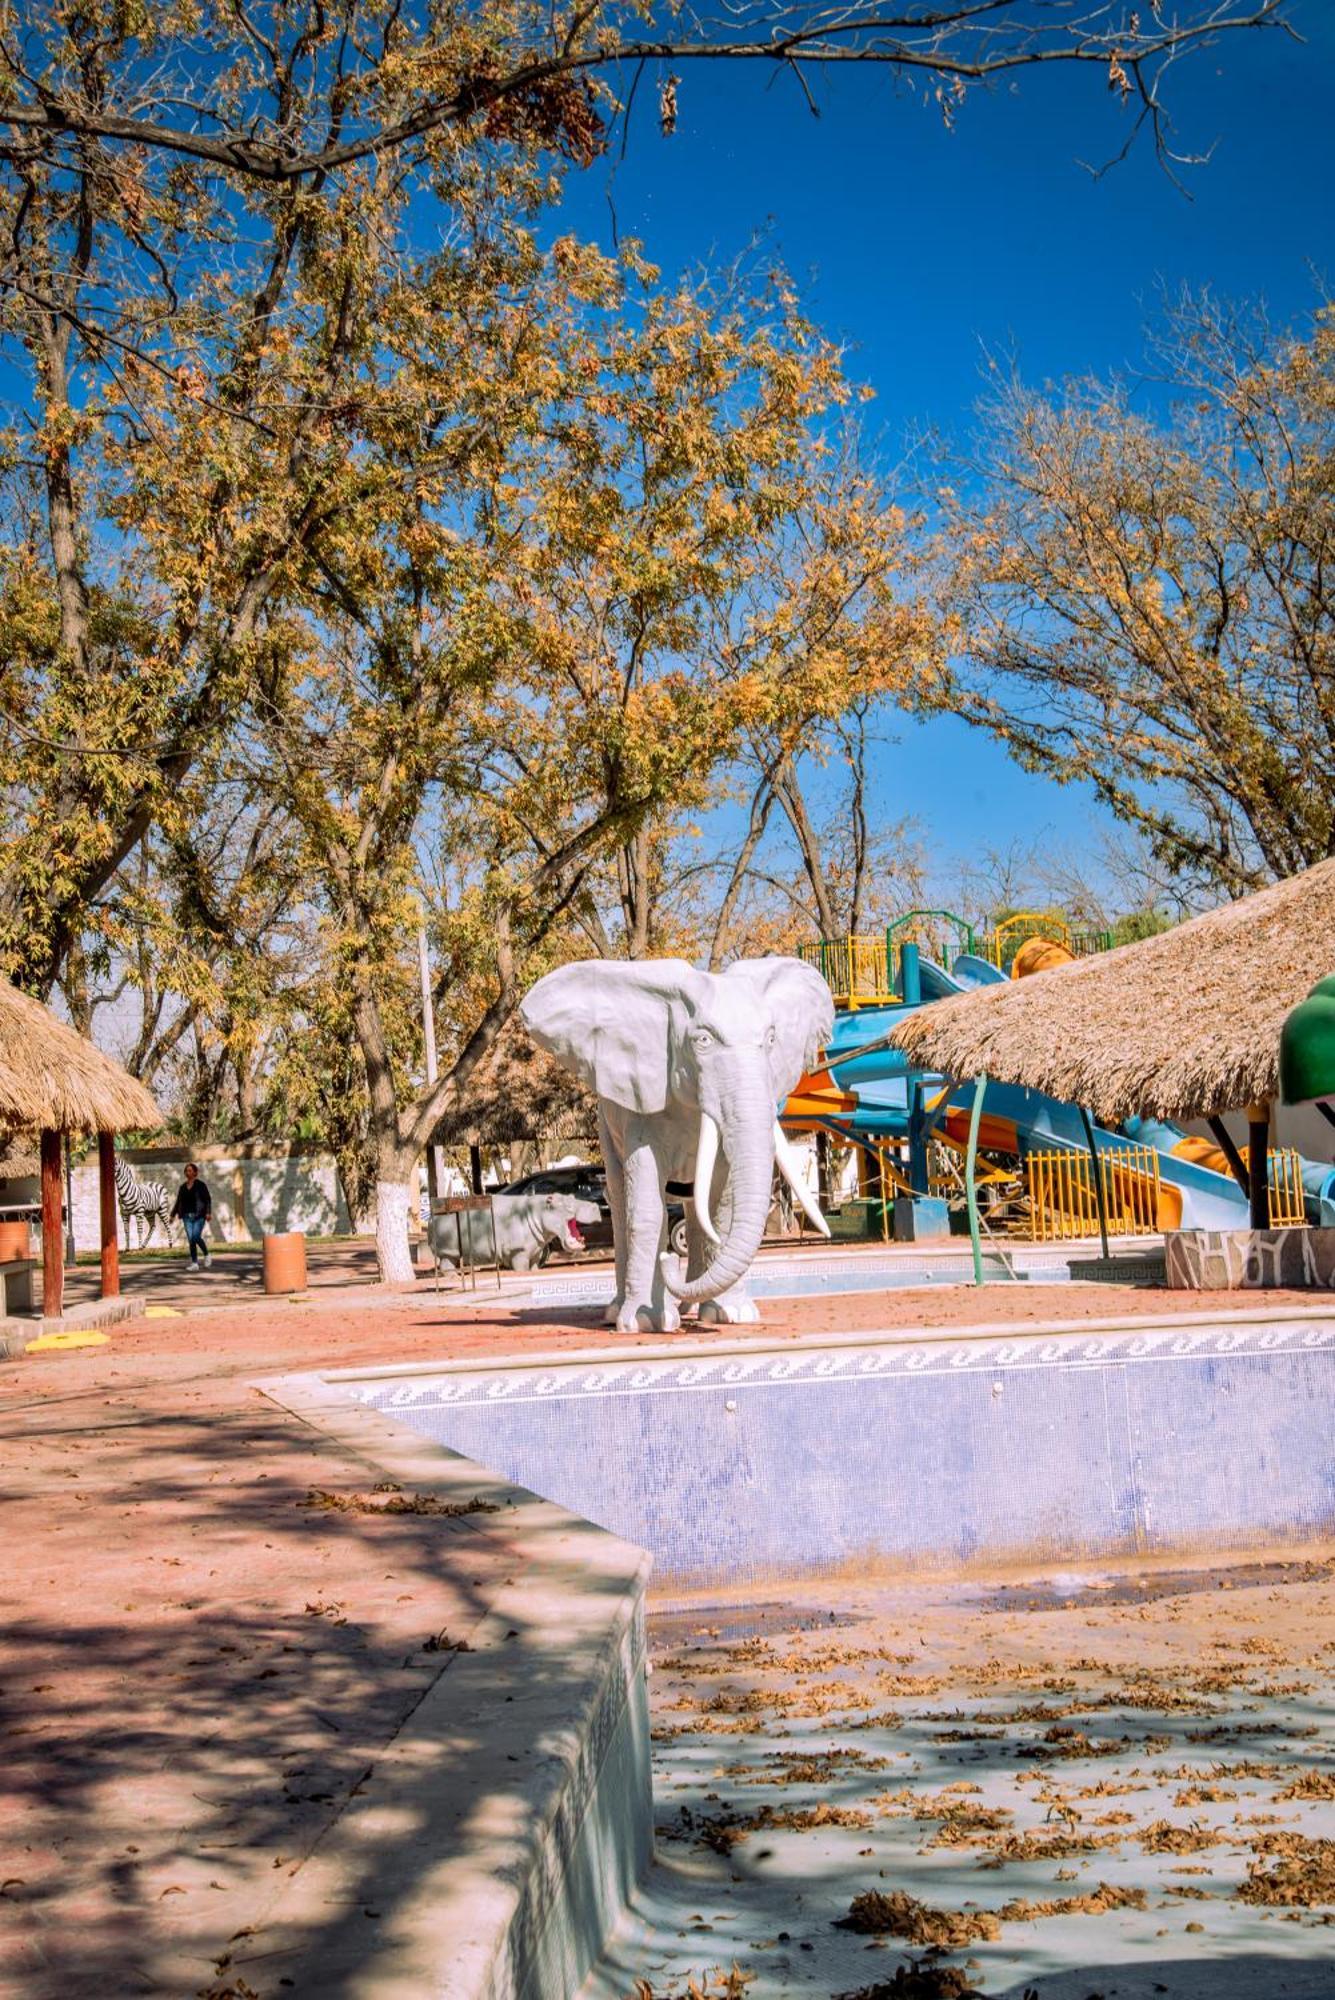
[1207,1115,1252,1197]
[98,1131,120,1299]
[40,1126,63,1319]
[1246,1100,1272,1230]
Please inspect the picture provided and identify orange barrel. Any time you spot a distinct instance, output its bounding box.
[262,1231,307,1295]
[0,1220,31,1261]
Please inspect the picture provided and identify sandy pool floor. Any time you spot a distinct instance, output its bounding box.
[583,1551,1335,2000]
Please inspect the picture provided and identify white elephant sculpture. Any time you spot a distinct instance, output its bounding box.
[520,956,833,1332]
[429,1191,601,1273]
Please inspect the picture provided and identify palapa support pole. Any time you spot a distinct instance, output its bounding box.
[1246,1100,1272,1230]
[965,1073,988,1287]
[1206,1116,1252,1198]
[40,1126,63,1319]
[98,1131,120,1299]
[1077,1105,1111,1261]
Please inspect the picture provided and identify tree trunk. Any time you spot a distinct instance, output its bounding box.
[374,1175,417,1286]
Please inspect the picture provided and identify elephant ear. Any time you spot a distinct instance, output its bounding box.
[722,956,835,1098]
[519,959,699,1114]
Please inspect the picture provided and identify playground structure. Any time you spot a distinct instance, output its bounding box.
[788,911,1335,1246]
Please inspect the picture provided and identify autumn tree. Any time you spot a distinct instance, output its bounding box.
[547,424,942,966]
[699,432,942,957]
[171,219,873,1278]
[940,295,1335,896]
[0,0,1286,1001]
[0,3,1284,197]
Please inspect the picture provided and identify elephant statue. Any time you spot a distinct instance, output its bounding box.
[519,956,833,1332]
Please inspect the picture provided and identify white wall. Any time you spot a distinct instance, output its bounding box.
[69,1147,378,1250]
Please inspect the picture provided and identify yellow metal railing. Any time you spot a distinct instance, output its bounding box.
[979,912,1114,969]
[1267,1149,1307,1227]
[981,912,1072,969]
[1025,1145,1163,1242]
[797,936,895,1004]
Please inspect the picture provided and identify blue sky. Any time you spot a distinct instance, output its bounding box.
[560,4,1335,908]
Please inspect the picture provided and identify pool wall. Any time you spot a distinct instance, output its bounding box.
[339,1308,1335,1588]
[255,1373,653,2000]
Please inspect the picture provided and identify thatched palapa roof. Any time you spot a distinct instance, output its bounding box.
[432,1021,595,1149]
[0,980,162,1132]
[890,858,1335,1124]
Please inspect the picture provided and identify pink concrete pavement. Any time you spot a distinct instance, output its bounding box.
[2,1270,1328,1998]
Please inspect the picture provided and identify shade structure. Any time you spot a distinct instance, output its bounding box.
[0,980,161,1133]
[889,857,1335,1127]
[0,980,163,1320]
[432,1024,595,1149]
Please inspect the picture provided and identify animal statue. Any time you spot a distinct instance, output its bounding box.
[428,1191,602,1274]
[520,956,833,1333]
[114,1158,174,1250]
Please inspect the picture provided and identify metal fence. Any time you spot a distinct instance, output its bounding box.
[797,935,893,1004]
[1266,1149,1308,1227]
[1025,1143,1309,1240]
[977,912,1114,969]
[1025,1145,1164,1241]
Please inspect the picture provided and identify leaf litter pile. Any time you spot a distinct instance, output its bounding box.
[611,1558,1335,1998]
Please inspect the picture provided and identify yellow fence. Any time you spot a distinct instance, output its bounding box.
[983,913,1072,969]
[1267,1149,1308,1226]
[797,936,894,1004]
[1025,1143,1309,1240]
[1025,1145,1164,1241]
[978,913,1114,969]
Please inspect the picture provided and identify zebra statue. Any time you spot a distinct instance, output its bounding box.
[114,1159,174,1250]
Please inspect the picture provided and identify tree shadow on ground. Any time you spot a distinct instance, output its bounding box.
[0,1387,638,1999]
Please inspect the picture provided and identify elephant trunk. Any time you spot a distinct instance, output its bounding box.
[662,1075,774,1303]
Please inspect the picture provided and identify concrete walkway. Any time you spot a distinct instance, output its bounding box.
[2,1279,1330,1999]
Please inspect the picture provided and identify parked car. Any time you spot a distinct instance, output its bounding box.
[501,1163,690,1259]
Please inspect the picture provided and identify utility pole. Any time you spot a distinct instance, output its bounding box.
[417,918,447,1201]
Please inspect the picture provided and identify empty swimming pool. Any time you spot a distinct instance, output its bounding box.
[336,1311,1335,1587]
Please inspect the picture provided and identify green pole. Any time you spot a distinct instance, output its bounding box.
[965,1072,988,1286]
[1077,1104,1111,1261]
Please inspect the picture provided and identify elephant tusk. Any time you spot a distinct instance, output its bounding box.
[693,1113,721,1245]
[772,1121,831,1238]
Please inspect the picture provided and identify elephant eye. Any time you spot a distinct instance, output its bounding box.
[692,1029,714,1048]
[766,1026,777,1046]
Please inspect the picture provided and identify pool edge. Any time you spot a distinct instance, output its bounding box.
[250,1368,654,2000]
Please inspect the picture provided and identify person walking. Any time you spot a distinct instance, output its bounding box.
[172,1163,213,1271]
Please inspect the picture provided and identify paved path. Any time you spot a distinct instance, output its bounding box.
[1,1279,1328,1998]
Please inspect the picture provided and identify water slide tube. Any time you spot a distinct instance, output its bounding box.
[781,953,1327,1231]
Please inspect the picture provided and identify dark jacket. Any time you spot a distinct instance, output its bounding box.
[172,1178,212,1222]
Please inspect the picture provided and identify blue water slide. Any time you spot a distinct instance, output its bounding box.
[812,958,1273,1230]
[1124,1114,1335,1228]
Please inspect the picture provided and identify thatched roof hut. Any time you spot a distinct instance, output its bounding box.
[0,981,161,1133]
[432,1024,595,1150]
[0,981,163,1325]
[890,857,1335,1126]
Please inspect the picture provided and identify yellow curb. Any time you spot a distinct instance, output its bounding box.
[144,1305,181,1318]
[27,1329,111,1351]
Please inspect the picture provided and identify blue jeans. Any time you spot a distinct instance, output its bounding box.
[183,1215,208,1263]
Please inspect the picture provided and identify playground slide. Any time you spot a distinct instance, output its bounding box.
[783,953,1335,1230]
